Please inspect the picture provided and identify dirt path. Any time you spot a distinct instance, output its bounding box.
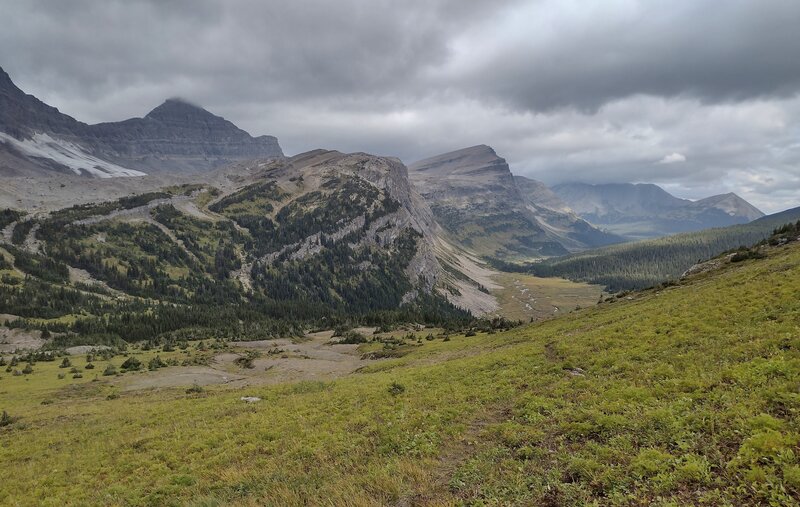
[399,404,512,506]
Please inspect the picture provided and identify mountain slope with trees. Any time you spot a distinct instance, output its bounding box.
[0,151,507,347]
[518,206,800,291]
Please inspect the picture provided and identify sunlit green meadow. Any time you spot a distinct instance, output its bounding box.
[1,244,800,505]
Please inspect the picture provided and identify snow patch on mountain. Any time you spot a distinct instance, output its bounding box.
[0,132,145,178]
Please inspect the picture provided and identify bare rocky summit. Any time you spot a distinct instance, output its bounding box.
[408,145,620,259]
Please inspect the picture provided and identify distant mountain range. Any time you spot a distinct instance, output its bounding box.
[0,67,282,177]
[0,65,770,271]
[552,182,764,239]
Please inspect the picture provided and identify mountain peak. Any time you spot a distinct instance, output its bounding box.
[0,66,24,95]
[409,144,506,176]
[0,66,12,87]
[0,66,283,176]
[144,98,216,121]
[692,192,764,220]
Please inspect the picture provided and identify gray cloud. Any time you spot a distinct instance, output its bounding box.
[1,0,799,213]
[450,0,800,112]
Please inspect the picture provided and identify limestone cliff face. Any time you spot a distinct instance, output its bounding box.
[514,175,623,250]
[408,145,557,259]
[408,145,623,258]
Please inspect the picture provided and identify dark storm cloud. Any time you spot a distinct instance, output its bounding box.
[1,0,799,213]
[0,0,514,113]
[453,0,800,112]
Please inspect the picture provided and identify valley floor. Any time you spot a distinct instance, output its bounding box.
[2,244,800,505]
[490,272,602,322]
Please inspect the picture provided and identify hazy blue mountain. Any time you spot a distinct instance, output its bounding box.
[552,182,764,239]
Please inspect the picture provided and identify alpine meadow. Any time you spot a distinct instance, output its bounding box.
[2,2,800,506]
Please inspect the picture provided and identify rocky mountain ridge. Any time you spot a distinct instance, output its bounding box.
[0,67,282,177]
[408,145,621,260]
[0,149,497,317]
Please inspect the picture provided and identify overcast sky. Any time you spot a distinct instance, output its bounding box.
[2,0,799,213]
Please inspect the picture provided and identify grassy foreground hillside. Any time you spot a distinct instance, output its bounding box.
[2,243,800,505]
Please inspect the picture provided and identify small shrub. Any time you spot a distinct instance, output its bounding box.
[784,465,800,493]
[674,454,711,485]
[0,410,15,427]
[235,351,260,369]
[103,364,117,376]
[85,363,95,370]
[631,448,673,478]
[59,357,71,368]
[120,357,142,371]
[337,331,367,344]
[731,249,766,263]
[72,373,83,379]
[388,382,405,396]
[148,355,166,371]
[22,364,33,375]
[186,383,204,394]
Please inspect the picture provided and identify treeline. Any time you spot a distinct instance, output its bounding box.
[0,208,24,230]
[4,245,69,283]
[36,191,171,238]
[503,207,800,291]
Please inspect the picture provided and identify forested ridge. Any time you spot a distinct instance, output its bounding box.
[0,176,477,348]
[492,206,800,291]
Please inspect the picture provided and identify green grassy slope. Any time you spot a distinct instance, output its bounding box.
[2,239,799,505]
[525,206,800,291]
